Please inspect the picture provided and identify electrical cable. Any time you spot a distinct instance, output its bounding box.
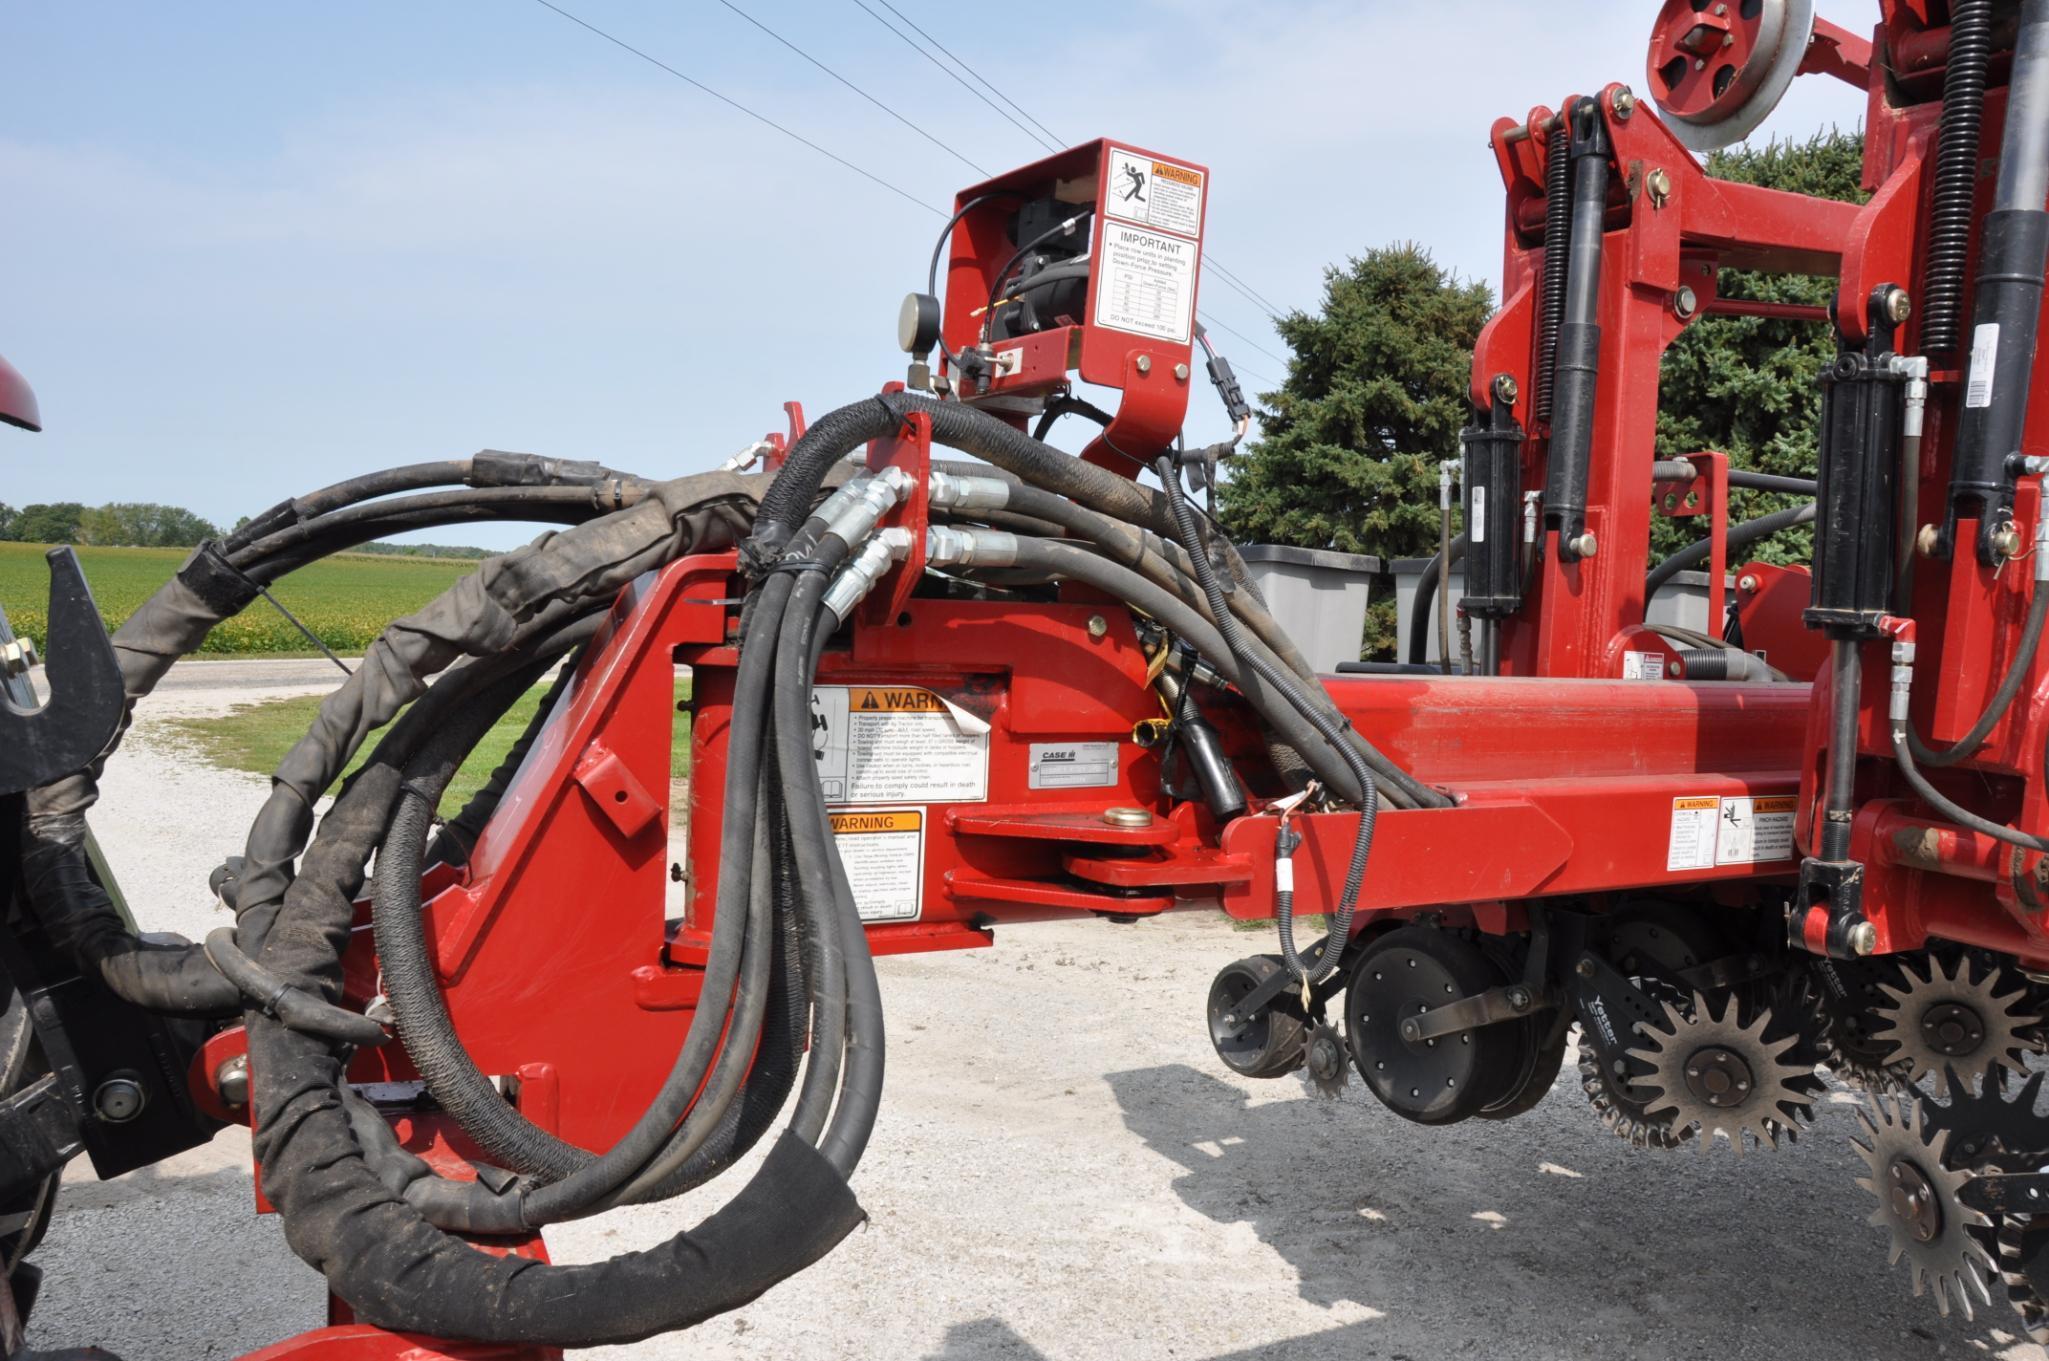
[848,0,1059,153]
[712,0,987,177]
[868,0,1065,148]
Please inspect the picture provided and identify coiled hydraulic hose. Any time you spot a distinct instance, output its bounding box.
[1156,455,1378,988]
[1922,0,1994,356]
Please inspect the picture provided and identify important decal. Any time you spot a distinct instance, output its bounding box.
[1667,794,1797,872]
[1103,148,1205,238]
[1028,741,1120,790]
[812,685,989,805]
[1095,224,1196,344]
[827,808,924,922]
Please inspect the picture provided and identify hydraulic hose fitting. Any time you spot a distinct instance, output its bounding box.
[924,524,1019,569]
[1889,637,1916,727]
[822,466,915,548]
[821,528,914,626]
[926,469,1012,514]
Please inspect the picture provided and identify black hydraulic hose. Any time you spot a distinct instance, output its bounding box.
[1407,534,1468,667]
[1908,567,2049,766]
[1922,0,1994,357]
[1156,456,1378,986]
[1649,461,1819,497]
[1644,501,1817,600]
[1031,396,1115,443]
[511,571,796,1226]
[1892,721,2049,852]
[1535,124,1571,427]
[427,655,583,869]
[233,487,636,569]
[202,926,389,1047]
[221,460,475,553]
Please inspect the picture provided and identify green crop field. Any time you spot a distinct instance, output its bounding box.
[0,541,478,655]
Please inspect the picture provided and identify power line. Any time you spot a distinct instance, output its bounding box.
[1197,312,1288,369]
[870,0,1066,149]
[849,0,1059,155]
[713,0,987,178]
[531,0,943,219]
[1203,256,1286,318]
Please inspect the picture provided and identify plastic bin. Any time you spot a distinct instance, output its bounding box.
[1390,559,1725,664]
[1237,544,1384,674]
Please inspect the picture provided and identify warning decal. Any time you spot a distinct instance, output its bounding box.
[1096,224,1196,344]
[1103,148,1205,238]
[1621,651,1666,681]
[829,808,924,922]
[1667,794,1798,872]
[1028,741,1120,790]
[812,685,989,805]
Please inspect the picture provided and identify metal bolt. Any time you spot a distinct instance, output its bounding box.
[1102,807,1154,829]
[1086,614,1109,639]
[1648,169,1674,210]
[93,1075,146,1124]
[1993,523,2024,558]
[1173,362,1190,382]
[1576,958,1597,979]
[1508,986,1532,1011]
[1848,921,1879,957]
[1714,2,1727,13]
[1885,287,1913,324]
[0,637,36,679]
[1495,374,1519,406]
[1569,532,1599,559]
[1917,523,1943,558]
[216,1054,250,1108]
[1611,86,1636,120]
[1135,354,1153,375]
[1673,284,1696,318]
[1738,574,1758,593]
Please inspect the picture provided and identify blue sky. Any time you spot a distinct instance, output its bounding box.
[0,2,1868,546]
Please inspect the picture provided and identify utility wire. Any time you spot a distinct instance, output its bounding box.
[531,0,943,218]
[1204,257,1286,318]
[1197,313,1288,369]
[870,0,1066,149]
[849,0,1059,155]
[713,0,988,178]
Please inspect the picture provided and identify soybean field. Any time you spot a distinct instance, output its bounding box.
[0,542,477,655]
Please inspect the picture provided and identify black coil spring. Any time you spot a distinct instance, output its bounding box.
[1922,0,1994,355]
[1535,125,1571,425]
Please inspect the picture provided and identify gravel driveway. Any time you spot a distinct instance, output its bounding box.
[22,661,2044,1360]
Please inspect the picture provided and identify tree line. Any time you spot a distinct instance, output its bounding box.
[0,501,219,548]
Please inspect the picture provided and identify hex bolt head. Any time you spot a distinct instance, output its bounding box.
[1173,362,1190,382]
[1611,86,1636,120]
[1086,614,1109,639]
[0,637,37,680]
[1576,958,1597,979]
[93,1075,146,1124]
[1848,921,1879,956]
[1135,354,1153,375]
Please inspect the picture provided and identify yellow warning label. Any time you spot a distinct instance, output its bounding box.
[828,810,924,835]
[847,686,947,714]
[1672,797,1720,811]
[1754,795,1799,815]
[1152,160,1202,186]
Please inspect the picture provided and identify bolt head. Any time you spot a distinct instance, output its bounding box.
[1086,614,1109,639]
[1135,354,1153,375]
[1848,921,1879,956]
[1738,574,1758,592]
[1611,86,1636,119]
[93,1076,146,1124]
[1173,362,1190,382]
[216,1055,250,1108]
[0,637,36,679]
[1916,523,1943,558]
[1496,374,1519,405]
[1885,287,1913,324]
[1673,284,1696,318]
[1576,958,1597,979]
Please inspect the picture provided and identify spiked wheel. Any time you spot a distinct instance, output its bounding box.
[1624,991,1818,1152]
[1870,955,2034,1095]
[1852,1095,1996,1319]
[1807,956,1915,1092]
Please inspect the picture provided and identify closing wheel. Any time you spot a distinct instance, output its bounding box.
[1346,926,1521,1126]
[1207,955,1307,1078]
[1646,0,1815,152]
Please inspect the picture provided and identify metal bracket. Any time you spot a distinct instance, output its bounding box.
[1399,981,1560,1043]
[0,549,123,796]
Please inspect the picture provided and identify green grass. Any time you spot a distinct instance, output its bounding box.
[0,541,477,655]
[169,675,693,808]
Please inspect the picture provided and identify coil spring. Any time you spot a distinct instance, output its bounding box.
[1536,125,1571,425]
[1921,0,1994,355]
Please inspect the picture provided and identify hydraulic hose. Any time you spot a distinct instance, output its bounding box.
[1644,501,1817,600]
[1891,723,2049,853]
[1407,534,1467,668]
[1156,455,1378,986]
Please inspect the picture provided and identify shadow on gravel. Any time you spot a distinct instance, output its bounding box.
[1099,1062,2007,1361]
